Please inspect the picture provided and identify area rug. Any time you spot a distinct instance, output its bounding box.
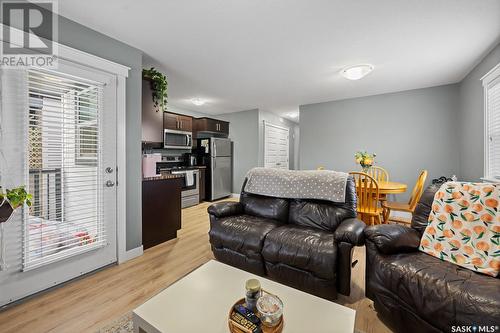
[96,312,133,333]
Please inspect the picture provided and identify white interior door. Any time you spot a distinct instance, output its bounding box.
[264,122,289,169]
[0,59,118,306]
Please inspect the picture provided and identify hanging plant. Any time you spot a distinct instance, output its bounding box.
[0,186,32,223]
[143,67,168,112]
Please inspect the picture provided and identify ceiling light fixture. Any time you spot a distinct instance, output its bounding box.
[286,112,299,119]
[340,64,374,80]
[191,98,206,106]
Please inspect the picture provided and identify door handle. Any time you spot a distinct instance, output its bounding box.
[105,180,115,187]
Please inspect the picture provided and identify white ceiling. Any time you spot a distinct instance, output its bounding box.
[59,0,500,121]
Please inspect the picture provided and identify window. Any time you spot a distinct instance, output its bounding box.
[25,68,105,270]
[483,63,500,180]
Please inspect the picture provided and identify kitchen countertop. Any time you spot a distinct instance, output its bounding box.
[172,165,206,170]
[143,166,207,182]
[143,174,184,182]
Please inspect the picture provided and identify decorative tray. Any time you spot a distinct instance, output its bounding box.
[228,297,284,333]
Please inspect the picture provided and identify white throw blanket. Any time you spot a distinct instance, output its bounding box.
[244,167,348,203]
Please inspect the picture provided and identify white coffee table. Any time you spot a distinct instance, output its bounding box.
[133,260,355,333]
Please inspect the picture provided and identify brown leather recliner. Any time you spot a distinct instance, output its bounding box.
[208,176,365,300]
[364,183,500,333]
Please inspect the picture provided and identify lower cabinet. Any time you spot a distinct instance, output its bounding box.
[142,178,182,249]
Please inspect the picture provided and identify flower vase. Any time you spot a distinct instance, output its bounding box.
[0,198,14,223]
[361,166,371,174]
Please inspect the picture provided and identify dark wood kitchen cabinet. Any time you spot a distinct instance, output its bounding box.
[193,117,229,136]
[142,79,164,143]
[164,112,193,131]
[142,177,183,249]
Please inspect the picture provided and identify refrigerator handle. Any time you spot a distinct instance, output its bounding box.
[214,156,216,169]
[213,140,217,158]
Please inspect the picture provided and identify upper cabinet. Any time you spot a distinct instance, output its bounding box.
[164,112,193,132]
[142,80,229,146]
[142,79,164,143]
[194,117,229,136]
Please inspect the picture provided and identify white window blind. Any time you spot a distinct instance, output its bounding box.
[484,65,500,180]
[24,68,106,270]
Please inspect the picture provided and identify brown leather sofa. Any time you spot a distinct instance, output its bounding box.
[208,177,365,300]
[365,183,500,333]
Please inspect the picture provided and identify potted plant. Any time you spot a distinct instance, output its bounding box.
[143,67,168,112]
[355,151,376,173]
[0,186,32,270]
[0,186,32,223]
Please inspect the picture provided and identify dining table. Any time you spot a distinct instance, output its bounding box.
[376,181,408,195]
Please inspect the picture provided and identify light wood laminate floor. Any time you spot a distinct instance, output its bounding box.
[0,200,392,333]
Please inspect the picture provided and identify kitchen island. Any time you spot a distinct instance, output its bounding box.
[142,174,184,249]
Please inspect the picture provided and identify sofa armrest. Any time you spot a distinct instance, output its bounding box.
[207,201,243,218]
[334,218,365,246]
[364,224,421,255]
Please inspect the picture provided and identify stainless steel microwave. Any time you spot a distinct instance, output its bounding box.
[164,129,192,149]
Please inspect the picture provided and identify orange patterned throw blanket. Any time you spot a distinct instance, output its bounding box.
[419,182,500,277]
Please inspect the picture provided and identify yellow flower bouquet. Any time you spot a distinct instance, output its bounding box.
[354,151,376,173]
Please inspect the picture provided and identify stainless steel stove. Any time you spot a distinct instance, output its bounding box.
[157,156,199,208]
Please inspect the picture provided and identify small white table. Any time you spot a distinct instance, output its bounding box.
[133,260,355,333]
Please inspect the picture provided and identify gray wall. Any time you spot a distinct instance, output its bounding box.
[299,84,461,201]
[47,16,144,250]
[458,42,500,181]
[217,109,260,193]
[258,110,299,170]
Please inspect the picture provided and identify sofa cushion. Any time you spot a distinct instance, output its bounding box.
[262,225,336,280]
[370,250,500,330]
[240,192,289,223]
[288,200,356,231]
[209,214,281,254]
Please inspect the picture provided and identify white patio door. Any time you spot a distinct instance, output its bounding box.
[0,59,118,306]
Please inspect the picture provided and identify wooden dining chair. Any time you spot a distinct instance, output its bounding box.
[349,172,383,225]
[366,166,389,182]
[382,170,428,224]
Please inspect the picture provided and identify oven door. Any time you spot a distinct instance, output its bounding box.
[172,170,199,196]
[164,129,192,149]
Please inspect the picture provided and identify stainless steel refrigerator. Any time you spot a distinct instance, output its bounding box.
[199,137,232,201]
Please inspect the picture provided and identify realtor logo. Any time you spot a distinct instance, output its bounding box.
[1,0,58,67]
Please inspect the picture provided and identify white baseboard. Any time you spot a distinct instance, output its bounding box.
[119,245,143,264]
[231,193,240,199]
